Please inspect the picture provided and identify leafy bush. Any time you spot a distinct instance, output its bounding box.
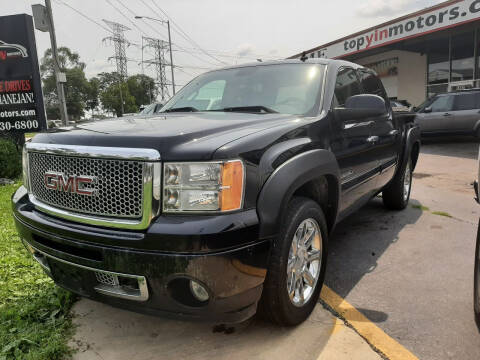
[0,183,77,359]
[0,137,22,179]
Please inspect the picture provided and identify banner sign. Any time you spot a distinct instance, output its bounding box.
[298,0,480,60]
[364,58,399,78]
[0,14,46,133]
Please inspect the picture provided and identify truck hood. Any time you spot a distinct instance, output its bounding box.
[32,112,299,160]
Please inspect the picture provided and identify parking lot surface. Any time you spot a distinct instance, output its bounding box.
[327,140,480,359]
[71,140,480,360]
[71,297,380,360]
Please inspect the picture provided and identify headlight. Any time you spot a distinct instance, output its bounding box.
[22,145,30,191]
[163,160,244,213]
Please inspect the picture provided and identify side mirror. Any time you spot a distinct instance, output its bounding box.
[423,107,432,113]
[334,94,388,123]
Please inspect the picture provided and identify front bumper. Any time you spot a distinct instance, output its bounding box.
[12,186,270,323]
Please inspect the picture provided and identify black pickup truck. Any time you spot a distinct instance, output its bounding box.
[12,59,420,326]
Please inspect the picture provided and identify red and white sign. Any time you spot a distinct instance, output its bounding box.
[302,0,480,59]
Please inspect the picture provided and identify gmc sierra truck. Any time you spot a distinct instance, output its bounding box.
[12,59,420,326]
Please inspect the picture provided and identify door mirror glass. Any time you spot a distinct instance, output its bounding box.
[334,94,387,122]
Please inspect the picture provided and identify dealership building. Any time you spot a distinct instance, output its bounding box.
[290,0,480,106]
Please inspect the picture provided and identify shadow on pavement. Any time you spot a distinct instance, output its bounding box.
[324,197,423,323]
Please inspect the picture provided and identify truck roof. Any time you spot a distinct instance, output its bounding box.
[209,58,364,73]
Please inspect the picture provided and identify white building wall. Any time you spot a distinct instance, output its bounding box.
[356,50,427,106]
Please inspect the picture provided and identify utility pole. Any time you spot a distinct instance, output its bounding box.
[143,36,169,102]
[44,0,68,126]
[135,16,175,96]
[166,21,175,95]
[103,20,130,116]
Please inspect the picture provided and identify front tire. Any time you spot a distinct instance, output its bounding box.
[382,157,412,210]
[259,197,328,326]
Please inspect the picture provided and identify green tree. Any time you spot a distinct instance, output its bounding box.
[86,77,100,115]
[40,47,90,120]
[126,74,158,108]
[99,80,137,117]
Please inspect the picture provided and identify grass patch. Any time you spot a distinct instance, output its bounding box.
[0,183,76,360]
[411,204,430,211]
[431,211,453,218]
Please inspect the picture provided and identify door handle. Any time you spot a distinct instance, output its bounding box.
[389,130,399,136]
[443,113,452,116]
[367,136,379,143]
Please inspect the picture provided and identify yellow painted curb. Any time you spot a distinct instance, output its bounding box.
[320,286,419,360]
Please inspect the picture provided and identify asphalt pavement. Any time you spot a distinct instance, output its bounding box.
[326,139,480,360]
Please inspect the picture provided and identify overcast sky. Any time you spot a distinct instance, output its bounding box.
[1,0,441,93]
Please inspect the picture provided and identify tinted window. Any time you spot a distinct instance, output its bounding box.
[429,95,454,112]
[334,68,361,107]
[358,70,387,100]
[453,93,480,111]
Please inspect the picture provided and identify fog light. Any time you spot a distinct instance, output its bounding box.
[189,280,209,302]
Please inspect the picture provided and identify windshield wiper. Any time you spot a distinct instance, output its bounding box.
[210,106,278,114]
[164,106,199,113]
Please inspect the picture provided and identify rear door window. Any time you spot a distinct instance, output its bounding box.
[453,93,480,111]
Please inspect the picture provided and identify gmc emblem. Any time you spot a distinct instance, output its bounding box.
[44,172,97,196]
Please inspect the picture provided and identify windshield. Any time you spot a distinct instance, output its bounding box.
[160,63,325,116]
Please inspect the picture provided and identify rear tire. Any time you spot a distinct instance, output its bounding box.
[382,157,412,210]
[259,197,328,326]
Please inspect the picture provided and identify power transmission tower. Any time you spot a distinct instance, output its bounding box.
[103,20,130,115]
[142,36,170,102]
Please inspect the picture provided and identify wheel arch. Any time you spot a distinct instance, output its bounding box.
[257,149,341,239]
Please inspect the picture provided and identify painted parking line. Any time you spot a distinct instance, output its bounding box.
[320,286,419,360]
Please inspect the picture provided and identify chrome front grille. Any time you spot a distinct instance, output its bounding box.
[29,152,145,218]
[25,143,161,230]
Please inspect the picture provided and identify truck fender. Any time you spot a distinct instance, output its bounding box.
[397,125,421,178]
[473,119,480,134]
[257,149,340,239]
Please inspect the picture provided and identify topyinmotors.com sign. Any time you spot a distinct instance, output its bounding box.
[0,14,46,133]
[306,0,480,59]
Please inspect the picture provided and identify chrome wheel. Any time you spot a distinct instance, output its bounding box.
[287,218,322,307]
[403,161,411,202]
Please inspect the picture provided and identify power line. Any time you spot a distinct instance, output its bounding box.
[143,0,228,65]
[115,0,168,40]
[54,0,113,34]
[148,0,228,65]
[105,0,148,37]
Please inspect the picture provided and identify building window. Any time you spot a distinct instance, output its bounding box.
[428,37,450,85]
[427,37,450,97]
[451,31,474,82]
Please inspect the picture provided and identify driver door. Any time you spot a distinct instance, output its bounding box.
[416,94,455,134]
[329,67,380,215]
